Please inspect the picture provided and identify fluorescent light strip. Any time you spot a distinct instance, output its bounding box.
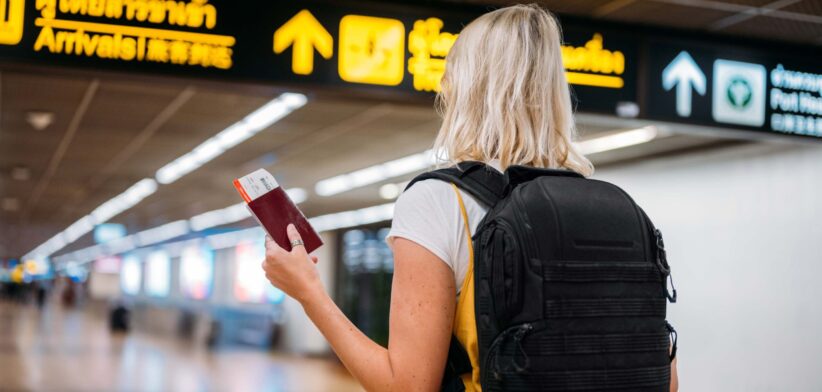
[188,187,307,232]
[309,203,395,233]
[575,126,659,155]
[313,127,661,199]
[53,186,309,262]
[135,220,190,246]
[155,93,307,185]
[91,179,158,223]
[25,92,307,261]
[189,203,249,232]
[53,202,397,263]
[45,125,659,263]
[23,178,158,261]
[315,150,435,196]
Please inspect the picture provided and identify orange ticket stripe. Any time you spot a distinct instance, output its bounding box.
[233,179,252,203]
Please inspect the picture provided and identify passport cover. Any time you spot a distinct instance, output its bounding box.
[245,186,323,254]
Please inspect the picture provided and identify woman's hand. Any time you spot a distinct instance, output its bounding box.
[261,224,322,304]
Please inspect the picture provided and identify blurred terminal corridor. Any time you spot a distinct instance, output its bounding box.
[0,295,361,392]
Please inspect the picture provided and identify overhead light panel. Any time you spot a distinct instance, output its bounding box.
[26,111,55,131]
[315,150,435,196]
[309,203,395,232]
[91,178,158,223]
[190,203,250,232]
[576,126,659,155]
[135,220,190,247]
[10,166,31,181]
[285,187,308,204]
[156,93,307,185]
[63,215,95,243]
[1,197,20,211]
[23,177,158,261]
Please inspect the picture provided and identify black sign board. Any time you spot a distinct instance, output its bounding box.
[0,0,637,114]
[645,36,822,139]
[0,0,819,138]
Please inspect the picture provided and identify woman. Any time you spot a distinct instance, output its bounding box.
[263,4,678,391]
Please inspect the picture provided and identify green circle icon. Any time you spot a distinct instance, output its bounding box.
[726,76,752,110]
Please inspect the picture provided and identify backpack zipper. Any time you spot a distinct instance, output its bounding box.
[482,322,542,386]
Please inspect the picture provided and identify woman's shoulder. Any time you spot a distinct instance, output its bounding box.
[397,179,457,207]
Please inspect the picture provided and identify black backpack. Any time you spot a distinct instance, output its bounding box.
[408,162,677,392]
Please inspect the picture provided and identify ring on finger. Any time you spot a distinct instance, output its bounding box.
[290,239,304,248]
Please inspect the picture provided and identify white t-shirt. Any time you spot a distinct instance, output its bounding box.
[386,162,501,297]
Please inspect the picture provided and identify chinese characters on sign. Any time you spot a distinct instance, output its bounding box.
[32,0,235,69]
[770,65,822,137]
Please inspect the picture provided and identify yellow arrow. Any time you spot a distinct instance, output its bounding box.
[273,10,333,75]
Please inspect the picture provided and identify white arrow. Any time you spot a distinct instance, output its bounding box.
[662,51,706,117]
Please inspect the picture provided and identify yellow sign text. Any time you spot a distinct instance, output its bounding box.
[33,0,234,69]
[0,0,25,45]
[408,18,457,92]
[338,14,405,86]
[36,0,218,29]
[561,33,625,89]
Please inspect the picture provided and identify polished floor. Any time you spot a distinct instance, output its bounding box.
[0,300,362,392]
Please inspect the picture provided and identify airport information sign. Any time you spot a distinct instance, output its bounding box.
[0,0,818,138]
[0,0,636,113]
[646,39,822,139]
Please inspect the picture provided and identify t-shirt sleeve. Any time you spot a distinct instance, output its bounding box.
[386,180,456,273]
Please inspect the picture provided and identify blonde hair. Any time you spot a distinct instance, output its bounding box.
[434,4,593,176]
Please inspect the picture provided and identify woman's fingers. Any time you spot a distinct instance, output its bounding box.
[310,255,319,264]
[265,236,285,255]
[286,223,307,255]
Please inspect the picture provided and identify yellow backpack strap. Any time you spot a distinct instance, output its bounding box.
[450,183,482,391]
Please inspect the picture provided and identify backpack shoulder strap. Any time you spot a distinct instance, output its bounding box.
[406,161,505,207]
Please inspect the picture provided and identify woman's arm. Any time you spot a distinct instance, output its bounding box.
[263,224,456,392]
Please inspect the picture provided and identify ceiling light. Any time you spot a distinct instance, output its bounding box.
[315,150,435,196]
[135,220,190,246]
[63,215,94,243]
[379,183,401,200]
[615,101,640,118]
[1,197,20,211]
[90,178,158,223]
[575,126,659,155]
[155,93,307,185]
[206,227,264,250]
[10,166,31,181]
[106,236,136,255]
[26,111,55,131]
[189,202,249,232]
[285,187,308,204]
[22,178,157,261]
[309,203,395,232]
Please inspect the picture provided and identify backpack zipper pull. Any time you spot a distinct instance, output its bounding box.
[654,229,677,303]
[512,323,533,373]
[666,322,678,362]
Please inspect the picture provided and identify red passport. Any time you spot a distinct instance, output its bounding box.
[233,169,323,254]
